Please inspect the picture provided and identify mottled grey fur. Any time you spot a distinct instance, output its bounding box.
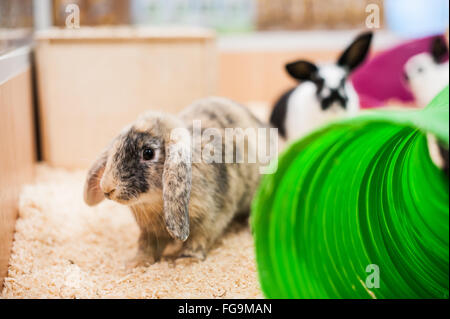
[84,97,270,265]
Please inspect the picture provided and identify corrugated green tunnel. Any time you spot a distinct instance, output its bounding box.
[252,86,449,299]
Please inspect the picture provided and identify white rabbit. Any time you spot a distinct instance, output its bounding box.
[404,36,449,176]
[404,36,449,108]
[270,32,373,141]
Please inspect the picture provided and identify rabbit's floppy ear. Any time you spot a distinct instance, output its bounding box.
[337,32,373,72]
[431,36,448,64]
[163,126,192,241]
[286,60,318,81]
[84,149,108,206]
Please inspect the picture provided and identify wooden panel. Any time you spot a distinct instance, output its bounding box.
[256,0,384,30]
[0,69,36,289]
[36,29,217,168]
[218,49,340,105]
[53,0,131,26]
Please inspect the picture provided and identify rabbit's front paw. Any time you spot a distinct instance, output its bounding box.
[125,253,156,268]
[179,240,207,261]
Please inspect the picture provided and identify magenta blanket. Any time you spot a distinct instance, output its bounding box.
[351,35,448,108]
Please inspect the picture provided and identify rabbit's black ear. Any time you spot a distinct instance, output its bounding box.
[431,36,448,64]
[285,60,318,81]
[337,32,373,72]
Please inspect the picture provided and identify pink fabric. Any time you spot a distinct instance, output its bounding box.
[351,35,448,109]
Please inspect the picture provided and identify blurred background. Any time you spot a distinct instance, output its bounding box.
[0,0,448,168]
[2,0,448,103]
[2,0,449,34]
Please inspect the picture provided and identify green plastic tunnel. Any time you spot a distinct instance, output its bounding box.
[251,86,449,299]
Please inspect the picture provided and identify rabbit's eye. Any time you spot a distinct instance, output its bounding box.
[142,148,155,161]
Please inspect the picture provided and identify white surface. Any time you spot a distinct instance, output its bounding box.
[0,45,31,86]
[218,30,404,52]
[33,0,53,30]
[35,26,216,40]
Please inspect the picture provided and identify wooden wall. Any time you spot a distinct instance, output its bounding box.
[218,49,340,106]
[35,28,217,168]
[52,0,131,26]
[256,0,384,30]
[0,68,36,289]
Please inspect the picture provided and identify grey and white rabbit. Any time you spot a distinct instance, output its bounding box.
[404,36,449,176]
[270,32,373,141]
[84,97,271,266]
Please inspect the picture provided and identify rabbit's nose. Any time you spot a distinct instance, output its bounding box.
[100,175,116,198]
[103,188,116,199]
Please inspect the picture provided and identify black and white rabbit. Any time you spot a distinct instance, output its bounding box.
[270,32,373,141]
[404,36,449,176]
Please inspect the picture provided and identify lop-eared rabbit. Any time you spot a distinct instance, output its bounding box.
[84,97,272,266]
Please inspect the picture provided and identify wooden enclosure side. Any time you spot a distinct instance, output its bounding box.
[36,38,217,168]
[0,69,36,289]
[218,49,340,106]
